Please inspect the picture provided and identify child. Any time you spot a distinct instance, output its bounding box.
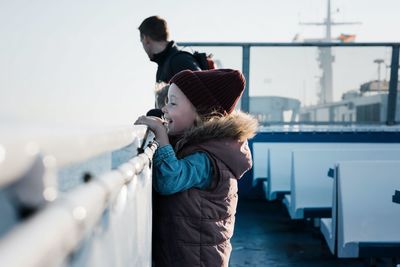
[135,69,258,267]
[154,82,170,109]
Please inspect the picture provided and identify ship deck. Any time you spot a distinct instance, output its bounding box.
[230,199,397,267]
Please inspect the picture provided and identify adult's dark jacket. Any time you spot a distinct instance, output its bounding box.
[151,41,201,83]
[153,112,257,267]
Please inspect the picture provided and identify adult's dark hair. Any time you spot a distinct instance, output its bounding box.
[138,16,169,42]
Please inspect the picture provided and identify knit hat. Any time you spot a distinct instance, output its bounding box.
[170,69,245,116]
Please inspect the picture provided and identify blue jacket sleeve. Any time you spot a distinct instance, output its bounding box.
[153,144,212,195]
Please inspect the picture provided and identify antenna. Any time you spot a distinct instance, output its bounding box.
[298,0,362,104]
[373,59,385,82]
[299,0,362,41]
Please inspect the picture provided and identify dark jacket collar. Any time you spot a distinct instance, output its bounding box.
[151,41,178,64]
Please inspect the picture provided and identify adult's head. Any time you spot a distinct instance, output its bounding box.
[138,16,170,59]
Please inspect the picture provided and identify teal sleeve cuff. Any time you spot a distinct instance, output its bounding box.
[154,144,176,166]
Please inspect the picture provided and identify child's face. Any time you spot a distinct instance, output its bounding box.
[162,84,198,135]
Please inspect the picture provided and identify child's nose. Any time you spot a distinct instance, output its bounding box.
[161,106,167,113]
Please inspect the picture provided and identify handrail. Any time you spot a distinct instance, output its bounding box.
[177,42,400,47]
[0,137,158,267]
[177,42,400,125]
[0,126,147,189]
[0,141,40,188]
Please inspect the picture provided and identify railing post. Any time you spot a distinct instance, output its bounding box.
[386,45,399,125]
[241,45,250,113]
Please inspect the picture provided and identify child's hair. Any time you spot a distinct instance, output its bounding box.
[154,83,170,109]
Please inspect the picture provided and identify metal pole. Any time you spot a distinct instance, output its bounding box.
[386,46,399,125]
[241,45,250,112]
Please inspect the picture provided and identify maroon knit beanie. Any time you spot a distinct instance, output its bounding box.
[169,69,245,116]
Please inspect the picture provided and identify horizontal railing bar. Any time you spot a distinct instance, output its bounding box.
[37,126,147,167]
[0,141,40,188]
[0,126,147,189]
[0,140,158,267]
[177,42,400,47]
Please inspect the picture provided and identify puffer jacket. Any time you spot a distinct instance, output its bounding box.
[153,111,258,267]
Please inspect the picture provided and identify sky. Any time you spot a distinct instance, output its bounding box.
[1,0,400,127]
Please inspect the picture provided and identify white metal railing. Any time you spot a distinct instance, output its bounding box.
[0,125,156,267]
[0,141,40,188]
[0,126,147,188]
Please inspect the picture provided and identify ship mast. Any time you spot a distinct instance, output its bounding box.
[300,0,361,104]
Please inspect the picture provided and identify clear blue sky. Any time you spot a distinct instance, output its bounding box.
[1,0,399,127]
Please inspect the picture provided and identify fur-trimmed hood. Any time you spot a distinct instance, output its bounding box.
[175,111,258,151]
[175,111,258,179]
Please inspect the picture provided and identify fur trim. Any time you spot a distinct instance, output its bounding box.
[176,111,258,150]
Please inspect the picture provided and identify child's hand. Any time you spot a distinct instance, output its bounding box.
[134,115,164,131]
[134,116,169,147]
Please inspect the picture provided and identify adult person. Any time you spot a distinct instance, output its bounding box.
[138,16,201,83]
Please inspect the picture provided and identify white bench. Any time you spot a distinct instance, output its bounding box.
[284,148,400,219]
[321,161,400,258]
[254,143,339,200]
[253,143,400,201]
